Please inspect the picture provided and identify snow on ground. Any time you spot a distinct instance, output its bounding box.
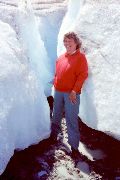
[1,118,107,179]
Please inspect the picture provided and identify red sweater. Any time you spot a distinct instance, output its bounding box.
[53,50,88,93]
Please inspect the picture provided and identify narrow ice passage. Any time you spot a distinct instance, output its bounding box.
[0,0,120,176]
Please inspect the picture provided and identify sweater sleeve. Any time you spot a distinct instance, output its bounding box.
[73,54,88,93]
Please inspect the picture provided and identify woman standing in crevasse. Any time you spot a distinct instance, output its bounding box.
[51,32,88,158]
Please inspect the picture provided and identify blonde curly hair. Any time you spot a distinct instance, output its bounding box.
[63,32,81,50]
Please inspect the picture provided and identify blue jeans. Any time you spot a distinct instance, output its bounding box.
[52,90,80,149]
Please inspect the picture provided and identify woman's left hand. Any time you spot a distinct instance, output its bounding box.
[69,91,77,104]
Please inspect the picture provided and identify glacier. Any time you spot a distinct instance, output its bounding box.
[57,0,120,140]
[75,0,120,140]
[0,0,120,175]
[0,0,53,175]
[0,19,51,174]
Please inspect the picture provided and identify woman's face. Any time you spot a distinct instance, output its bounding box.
[64,37,77,55]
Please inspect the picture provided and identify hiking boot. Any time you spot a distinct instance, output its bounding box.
[49,133,58,144]
[71,147,81,159]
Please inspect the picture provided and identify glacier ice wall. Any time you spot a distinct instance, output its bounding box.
[0,0,67,175]
[58,0,120,140]
[77,1,120,140]
[0,1,51,175]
